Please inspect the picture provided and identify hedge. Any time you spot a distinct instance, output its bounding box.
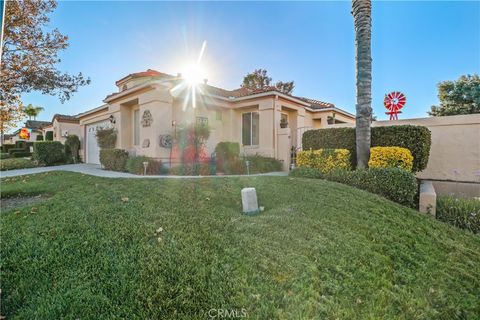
[12,151,32,158]
[45,131,54,141]
[0,152,11,159]
[126,156,163,175]
[296,148,351,173]
[1,144,15,153]
[33,141,65,165]
[8,148,27,155]
[99,149,128,171]
[368,146,413,172]
[289,167,418,208]
[215,142,240,172]
[302,125,431,172]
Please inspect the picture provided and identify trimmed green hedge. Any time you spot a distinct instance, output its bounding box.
[303,125,431,172]
[45,131,54,141]
[33,141,65,165]
[290,167,418,208]
[99,149,128,171]
[0,158,36,171]
[0,152,11,159]
[12,151,32,158]
[436,196,480,233]
[1,144,15,153]
[126,156,163,175]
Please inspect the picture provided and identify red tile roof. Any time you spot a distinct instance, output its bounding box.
[111,69,338,110]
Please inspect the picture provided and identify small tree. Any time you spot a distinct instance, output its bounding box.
[95,127,117,149]
[429,74,480,116]
[65,134,81,163]
[241,69,295,94]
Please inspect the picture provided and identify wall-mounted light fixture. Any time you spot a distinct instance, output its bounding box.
[109,115,116,124]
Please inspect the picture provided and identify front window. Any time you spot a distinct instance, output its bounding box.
[133,109,140,146]
[242,112,259,146]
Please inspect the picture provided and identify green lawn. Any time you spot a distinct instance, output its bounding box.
[1,172,479,319]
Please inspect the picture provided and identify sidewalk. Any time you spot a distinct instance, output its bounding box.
[0,163,288,179]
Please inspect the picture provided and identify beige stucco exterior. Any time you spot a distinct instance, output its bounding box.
[76,77,355,168]
[43,118,82,144]
[331,114,480,183]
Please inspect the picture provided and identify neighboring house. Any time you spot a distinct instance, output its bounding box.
[77,69,356,168]
[42,114,82,143]
[7,120,51,143]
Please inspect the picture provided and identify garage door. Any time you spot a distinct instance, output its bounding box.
[86,121,110,164]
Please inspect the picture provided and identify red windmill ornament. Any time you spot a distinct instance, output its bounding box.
[384,91,406,120]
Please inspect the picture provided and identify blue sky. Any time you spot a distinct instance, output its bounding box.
[22,1,480,123]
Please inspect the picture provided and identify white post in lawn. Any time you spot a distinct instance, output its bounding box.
[241,187,259,214]
[143,161,148,175]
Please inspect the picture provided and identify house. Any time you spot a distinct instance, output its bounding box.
[76,69,355,169]
[42,114,82,143]
[6,120,51,143]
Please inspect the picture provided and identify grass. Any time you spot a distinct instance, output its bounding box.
[1,172,479,319]
[0,158,36,171]
[437,195,480,233]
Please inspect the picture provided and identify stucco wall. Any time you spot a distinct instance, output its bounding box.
[330,114,480,183]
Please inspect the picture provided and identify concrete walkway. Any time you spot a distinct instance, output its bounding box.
[0,163,287,179]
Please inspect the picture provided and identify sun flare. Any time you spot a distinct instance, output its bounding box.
[182,63,206,86]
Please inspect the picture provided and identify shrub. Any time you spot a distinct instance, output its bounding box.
[8,148,26,155]
[95,128,117,149]
[33,141,65,165]
[36,135,44,141]
[296,148,351,173]
[15,141,27,149]
[289,167,323,179]
[368,147,413,172]
[0,158,36,171]
[215,142,240,172]
[303,125,431,172]
[45,131,54,141]
[324,168,418,208]
[126,156,163,175]
[65,135,81,163]
[290,167,418,207]
[246,155,283,173]
[436,196,480,233]
[99,149,128,171]
[12,151,32,158]
[0,152,11,159]
[1,144,15,153]
[223,159,246,175]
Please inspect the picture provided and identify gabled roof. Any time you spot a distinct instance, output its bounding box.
[106,69,350,114]
[52,114,80,123]
[115,69,174,86]
[25,120,51,130]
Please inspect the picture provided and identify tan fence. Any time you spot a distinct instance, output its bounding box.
[329,114,480,184]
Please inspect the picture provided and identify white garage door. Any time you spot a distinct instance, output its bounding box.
[86,121,110,164]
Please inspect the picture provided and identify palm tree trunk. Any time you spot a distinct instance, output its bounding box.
[352,0,373,169]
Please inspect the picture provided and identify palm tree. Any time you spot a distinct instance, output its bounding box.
[24,104,44,120]
[352,0,373,169]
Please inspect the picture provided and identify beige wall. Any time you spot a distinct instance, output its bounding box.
[77,84,355,171]
[330,114,480,183]
[51,119,82,144]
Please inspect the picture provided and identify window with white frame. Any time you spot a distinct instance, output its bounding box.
[133,109,140,146]
[242,112,259,146]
